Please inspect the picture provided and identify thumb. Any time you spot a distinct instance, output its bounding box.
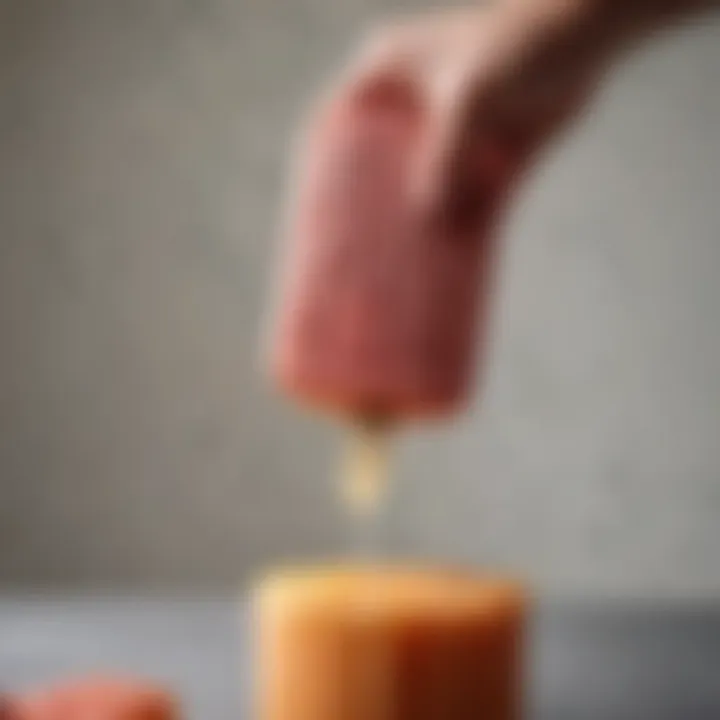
[411,65,477,219]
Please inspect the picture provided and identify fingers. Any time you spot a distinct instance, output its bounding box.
[333,21,424,105]
[342,21,491,222]
[410,63,479,217]
[319,13,517,225]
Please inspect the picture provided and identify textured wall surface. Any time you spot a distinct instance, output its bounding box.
[0,0,719,596]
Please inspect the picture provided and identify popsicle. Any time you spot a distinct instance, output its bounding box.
[254,565,526,720]
[268,78,504,424]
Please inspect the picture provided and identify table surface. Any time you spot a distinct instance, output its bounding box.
[0,599,718,720]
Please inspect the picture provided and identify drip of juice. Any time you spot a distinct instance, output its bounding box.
[339,416,393,560]
[340,418,391,515]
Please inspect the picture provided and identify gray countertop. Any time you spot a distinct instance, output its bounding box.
[1,599,718,720]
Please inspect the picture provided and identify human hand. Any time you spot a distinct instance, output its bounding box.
[329,1,618,223]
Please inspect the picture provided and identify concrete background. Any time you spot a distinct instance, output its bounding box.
[0,0,719,597]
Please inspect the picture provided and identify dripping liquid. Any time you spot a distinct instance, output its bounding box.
[340,414,393,560]
[339,414,395,720]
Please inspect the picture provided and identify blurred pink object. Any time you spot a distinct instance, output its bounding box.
[269,78,504,422]
[6,677,177,720]
[0,696,21,720]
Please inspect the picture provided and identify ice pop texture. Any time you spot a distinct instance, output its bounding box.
[254,565,526,720]
[269,79,502,422]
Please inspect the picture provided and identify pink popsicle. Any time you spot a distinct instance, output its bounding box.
[270,80,504,422]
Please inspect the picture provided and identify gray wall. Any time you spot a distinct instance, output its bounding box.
[1,0,719,597]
